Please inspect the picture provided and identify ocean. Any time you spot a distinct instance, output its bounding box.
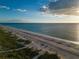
[0,23,79,41]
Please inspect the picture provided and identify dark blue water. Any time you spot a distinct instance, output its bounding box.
[0,23,78,41]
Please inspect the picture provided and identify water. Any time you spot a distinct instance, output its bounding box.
[0,23,79,41]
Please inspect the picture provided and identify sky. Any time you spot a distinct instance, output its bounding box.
[0,0,79,23]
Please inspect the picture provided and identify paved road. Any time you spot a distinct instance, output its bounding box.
[1,26,79,59]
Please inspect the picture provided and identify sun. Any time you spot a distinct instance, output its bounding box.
[77,11,79,13]
[76,10,79,13]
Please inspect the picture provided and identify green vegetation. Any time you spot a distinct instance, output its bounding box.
[38,52,60,59]
[0,47,39,59]
[0,27,40,59]
[0,28,24,50]
[17,39,31,45]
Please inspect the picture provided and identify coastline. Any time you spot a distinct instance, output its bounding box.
[0,25,79,59]
[0,25,61,59]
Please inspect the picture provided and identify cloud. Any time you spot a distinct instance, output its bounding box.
[0,5,10,10]
[40,0,79,15]
[16,9,27,13]
[0,5,27,13]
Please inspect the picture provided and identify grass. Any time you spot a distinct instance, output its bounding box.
[0,28,24,50]
[38,52,60,59]
[0,47,39,59]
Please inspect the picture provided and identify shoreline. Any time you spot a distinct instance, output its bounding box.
[1,25,79,45]
[0,25,79,59]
